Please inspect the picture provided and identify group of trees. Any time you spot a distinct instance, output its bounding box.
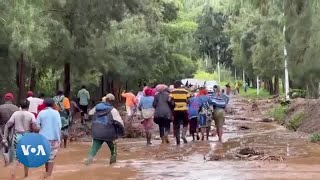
[193,0,320,97]
[0,0,199,102]
[1,0,319,102]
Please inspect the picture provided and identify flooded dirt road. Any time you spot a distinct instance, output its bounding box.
[1,96,320,180]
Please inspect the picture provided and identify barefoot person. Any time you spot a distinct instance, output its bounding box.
[138,88,155,145]
[53,90,70,148]
[37,98,62,178]
[3,100,37,179]
[85,94,124,165]
[0,93,19,166]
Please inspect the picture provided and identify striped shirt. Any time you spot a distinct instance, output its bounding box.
[170,88,190,111]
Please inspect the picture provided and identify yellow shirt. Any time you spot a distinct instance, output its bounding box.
[170,88,190,111]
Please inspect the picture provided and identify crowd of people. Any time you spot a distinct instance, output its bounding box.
[0,80,230,179]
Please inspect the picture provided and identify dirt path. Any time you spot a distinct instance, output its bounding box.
[1,96,320,180]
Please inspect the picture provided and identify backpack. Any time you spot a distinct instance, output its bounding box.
[91,103,124,141]
[210,96,227,109]
[53,96,69,128]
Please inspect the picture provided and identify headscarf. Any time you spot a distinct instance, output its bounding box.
[144,88,153,96]
[198,88,208,96]
[4,93,14,101]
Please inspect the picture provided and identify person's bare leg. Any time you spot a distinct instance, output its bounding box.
[44,162,54,178]
[45,162,48,172]
[206,127,210,140]
[63,137,67,148]
[24,166,29,178]
[10,160,18,180]
[201,128,205,141]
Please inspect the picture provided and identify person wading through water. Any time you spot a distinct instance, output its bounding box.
[121,90,137,122]
[3,100,37,180]
[211,87,228,142]
[37,98,62,178]
[77,85,90,124]
[153,86,175,144]
[170,80,190,145]
[197,88,213,141]
[85,94,124,165]
[138,88,155,145]
[53,90,71,148]
[188,92,201,141]
[0,93,19,166]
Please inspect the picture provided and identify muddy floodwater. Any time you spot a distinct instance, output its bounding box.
[1,97,320,180]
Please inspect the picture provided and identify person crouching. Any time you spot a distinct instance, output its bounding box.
[85,94,125,165]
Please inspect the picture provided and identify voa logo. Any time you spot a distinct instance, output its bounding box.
[21,145,46,156]
[16,133,51,168]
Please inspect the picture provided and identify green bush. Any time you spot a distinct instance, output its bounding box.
[287,112,304,131]
[310,133,320,143]
[289,89,306,99]
[268,105,287,124]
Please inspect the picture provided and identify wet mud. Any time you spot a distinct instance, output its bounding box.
[1,96,320,180]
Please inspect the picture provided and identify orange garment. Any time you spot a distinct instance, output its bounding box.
[122,92,137,107]
[53,97,70,111]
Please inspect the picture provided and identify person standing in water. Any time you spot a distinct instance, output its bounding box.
[53,90,70,148]
[170,80,190,145]
[153,86,174,144]
[138,88,155,145]
[187,92,201,141]
[121,90,137,121]
[37,98,62,178]
[0,93,19,166]
[77,85,90,124]
[211,88,227,142]
[85,94,124,165]
[3,100,37,179]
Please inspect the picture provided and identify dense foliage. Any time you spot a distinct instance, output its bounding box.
[0,0,319,102]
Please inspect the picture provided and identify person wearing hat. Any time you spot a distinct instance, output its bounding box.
[0,93,19,166]
[85,93,124,165]
[36,98,62,178]
[26,91,43,118]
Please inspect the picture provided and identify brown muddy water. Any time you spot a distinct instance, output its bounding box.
[1,97,320,180]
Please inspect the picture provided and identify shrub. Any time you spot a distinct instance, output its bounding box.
[287,112,304,131]
[310,133,320,143]
[268,105,287,124]
[289,89,306,99]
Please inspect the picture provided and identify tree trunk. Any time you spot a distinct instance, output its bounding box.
[29,67,36,92]
[282,77,285,93]
[269,79,274,95]
[274,75,279,95]
[64,63,71,98]
[100,75,104,97]
[55,80,59,93]
[18,53,26,103]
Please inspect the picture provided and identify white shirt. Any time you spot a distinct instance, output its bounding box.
[27,97,44,114]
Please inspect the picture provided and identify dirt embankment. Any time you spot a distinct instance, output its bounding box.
[284,98,320,133]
